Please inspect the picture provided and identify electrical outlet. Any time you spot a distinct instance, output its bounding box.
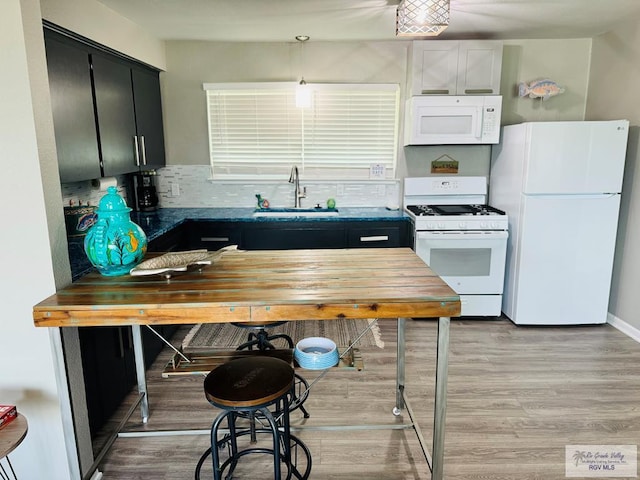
[171,183,180,197]
[369,164,385,179]
[336,184,345,196]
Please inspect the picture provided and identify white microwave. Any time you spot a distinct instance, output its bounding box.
[404,95,502,145]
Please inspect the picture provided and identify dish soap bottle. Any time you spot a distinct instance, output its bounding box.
[84,186,148,276]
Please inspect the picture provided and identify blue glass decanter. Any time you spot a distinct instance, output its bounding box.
[84,186,148,276]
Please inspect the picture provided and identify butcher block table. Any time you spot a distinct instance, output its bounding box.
[34,247,460,479]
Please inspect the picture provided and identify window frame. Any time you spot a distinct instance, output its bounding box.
[203,82,400,181]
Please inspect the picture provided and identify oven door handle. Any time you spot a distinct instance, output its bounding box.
[417,230,508,240]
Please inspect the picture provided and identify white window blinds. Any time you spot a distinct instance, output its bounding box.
[204,83,399,180]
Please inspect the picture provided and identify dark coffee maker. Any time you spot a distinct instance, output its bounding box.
[136,171,159,212]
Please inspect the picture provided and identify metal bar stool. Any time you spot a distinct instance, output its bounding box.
[195,357,311,480]
[233,322,310,422]
[232,321,294,351]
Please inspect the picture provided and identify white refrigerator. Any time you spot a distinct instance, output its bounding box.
[489,120,629,325]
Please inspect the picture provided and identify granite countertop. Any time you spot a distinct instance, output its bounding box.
[68,207,409,280]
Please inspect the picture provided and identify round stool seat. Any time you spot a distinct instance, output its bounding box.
[232,320,288,329]
[204,356,294,408]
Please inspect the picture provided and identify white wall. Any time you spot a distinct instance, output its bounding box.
[162,38,593,170]
[0,0,72,477]
[163,40,409,167]
[157,38,592,207]
[40,0,166,69]
[586,18,640,333]
[500,39,592,124]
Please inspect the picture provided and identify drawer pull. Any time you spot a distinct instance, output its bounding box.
[201,236,230,242]
[360,235,389,242]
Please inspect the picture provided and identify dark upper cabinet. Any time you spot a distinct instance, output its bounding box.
[131,66,166,170]
[44,27,166,182]
[44,33,101,182]
[91,53,139,177]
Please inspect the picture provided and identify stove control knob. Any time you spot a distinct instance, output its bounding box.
[426,222,435,229]
[491,222,502,229]
[480,222,488,229]
[458,222,466,229]
[437,222,446,229]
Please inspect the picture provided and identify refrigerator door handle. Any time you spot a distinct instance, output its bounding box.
[526,193,620,199]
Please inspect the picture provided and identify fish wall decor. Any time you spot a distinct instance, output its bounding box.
[518,79,565,101]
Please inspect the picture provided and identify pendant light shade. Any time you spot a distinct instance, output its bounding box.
[295,36,312,108]
[396,0,450,37]
[296,78,312,108]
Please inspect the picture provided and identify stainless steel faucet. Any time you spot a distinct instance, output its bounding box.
[288,165,306,208]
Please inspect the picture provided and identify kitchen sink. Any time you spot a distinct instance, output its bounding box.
[253,208,339,217]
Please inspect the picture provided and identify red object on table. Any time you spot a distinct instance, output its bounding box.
[0,405,17,430]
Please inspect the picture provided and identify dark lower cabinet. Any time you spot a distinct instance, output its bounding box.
[81,226,185,438]
[186,221,242,250]
[242,222,347,250]
[347,222,410,248]
[185,219,411,250]
[79,326,136,437]
[242,220,410,250]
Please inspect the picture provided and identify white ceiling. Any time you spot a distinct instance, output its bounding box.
[97,0,640,43]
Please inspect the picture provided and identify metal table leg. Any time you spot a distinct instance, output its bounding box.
[432,316,450,480]
[0,456,18,480]
[394,317,406,414]
[130,324,149,423]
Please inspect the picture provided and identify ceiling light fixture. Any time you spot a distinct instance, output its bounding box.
[396,0,450,37]
[295,35,312,108]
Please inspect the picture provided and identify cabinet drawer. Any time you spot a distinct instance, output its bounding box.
[348,226,402,248]
[186,221,242,250]
[243,224,346,250]
[147,225,186,253]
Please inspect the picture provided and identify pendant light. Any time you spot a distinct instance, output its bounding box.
[295,35,312,108]
[396,0,450,37]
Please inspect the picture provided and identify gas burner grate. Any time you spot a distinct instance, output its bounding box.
[406,204,505,217]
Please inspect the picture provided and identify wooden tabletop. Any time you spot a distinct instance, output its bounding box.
[33,248,460,328]
[0,414,28,459]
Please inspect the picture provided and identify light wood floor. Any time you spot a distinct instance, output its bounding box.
[94,318,640,479]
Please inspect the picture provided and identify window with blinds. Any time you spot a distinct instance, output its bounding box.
[204,83,400,180]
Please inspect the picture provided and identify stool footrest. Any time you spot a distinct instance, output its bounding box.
[195,432,312,480]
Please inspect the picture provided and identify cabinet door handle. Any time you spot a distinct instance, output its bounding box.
[133,136,141,167]
[140,135,147,166]
[201,236,230,242]
[117,328,125,358]
[360,235,389,242]
[464,88,494,94]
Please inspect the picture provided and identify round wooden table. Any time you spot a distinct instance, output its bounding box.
[0,414,28,480]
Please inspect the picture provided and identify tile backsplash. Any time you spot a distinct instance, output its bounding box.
[61,175,131,208]
[155,166,401,209]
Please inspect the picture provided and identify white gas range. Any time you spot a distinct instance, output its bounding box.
[404,176,509,317]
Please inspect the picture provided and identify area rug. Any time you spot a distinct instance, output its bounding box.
[182,319,384,352]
